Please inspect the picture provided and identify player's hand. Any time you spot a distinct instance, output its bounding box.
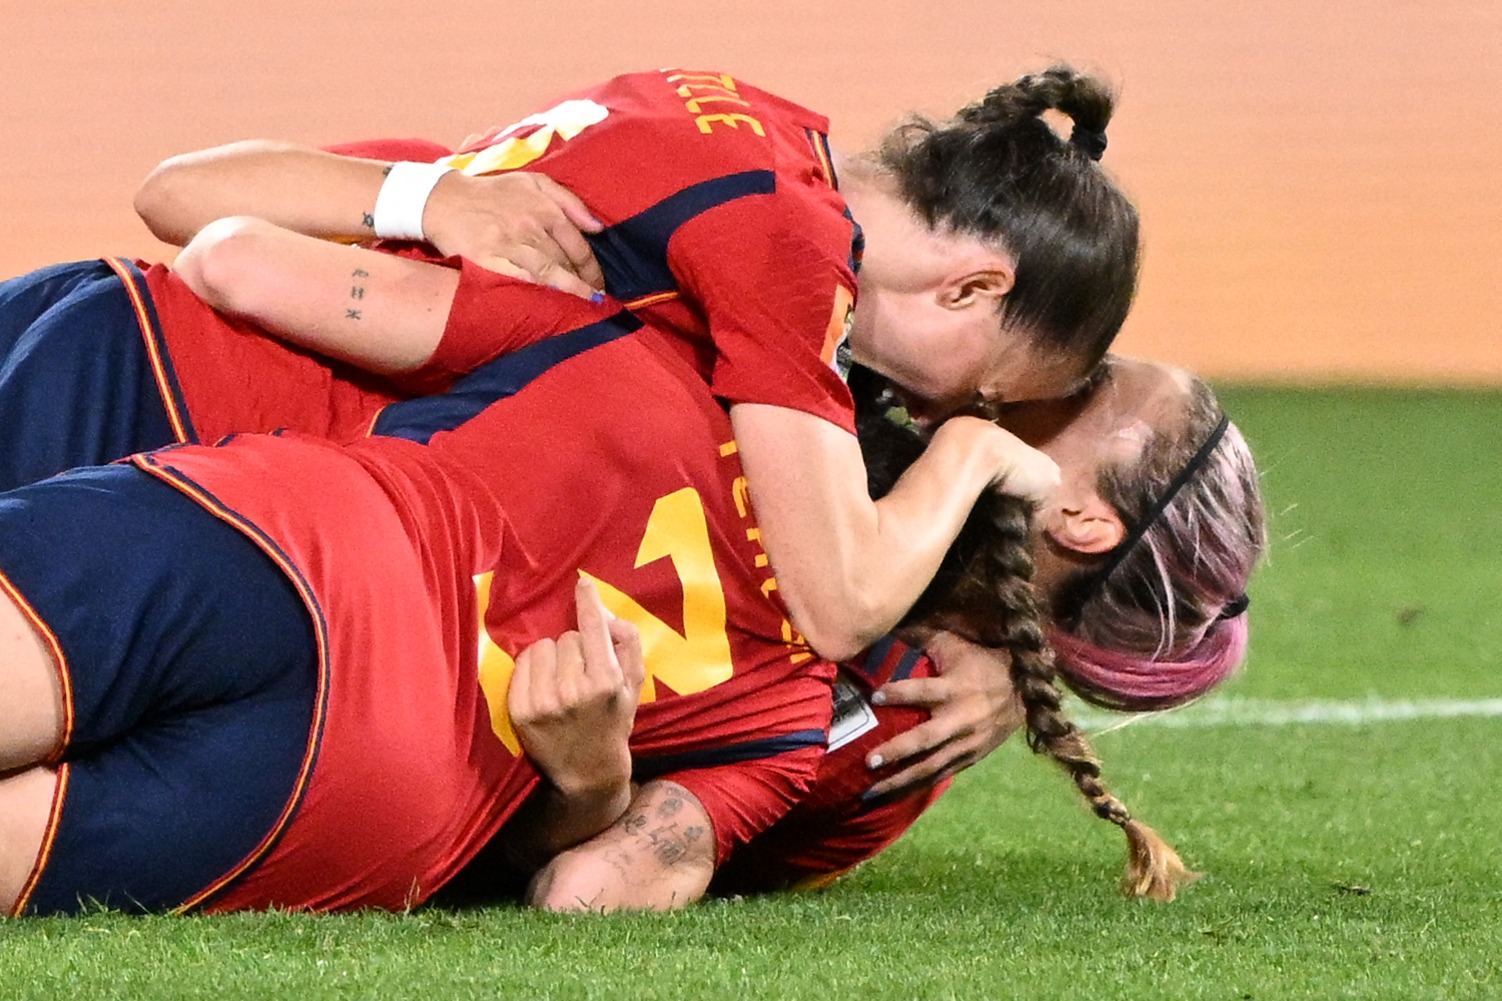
[928,416,1060,509]
[863,632,1025,800]
[423,171,606,297]
[509,578,645,797]
[993,433,1061,509]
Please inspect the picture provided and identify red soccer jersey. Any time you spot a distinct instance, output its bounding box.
[127,68,860,451]
[127,260,401,446]
[343,68,861,434]
[132,296,837,909]
[711,637,951,894]
[129,431,531,912]
[373,296,838,865]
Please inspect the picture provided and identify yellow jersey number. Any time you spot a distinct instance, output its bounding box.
[477,487,734,753]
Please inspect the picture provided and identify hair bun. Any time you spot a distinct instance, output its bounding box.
[1069,123,1108,161]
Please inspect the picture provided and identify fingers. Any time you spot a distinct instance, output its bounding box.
[870,676,952,709]
[607,617,645,698]
[473,256,536,284]
[1004,449,1061,508]
[863,724,972,800]
[475,246,597,298]
[486,173,603,291]
[530,177,606,291]
[553,631,586,703]
[864,747,978,802]
[922,631,977,672]
[532,260,599,298]
[512,219,601,295]
[531,173,604,234]
[866,716,968,773]
[574,577,620,682]
[507,635,554,720]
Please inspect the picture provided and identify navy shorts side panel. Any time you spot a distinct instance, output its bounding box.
[0,464,317,914]
[0,261,185,490]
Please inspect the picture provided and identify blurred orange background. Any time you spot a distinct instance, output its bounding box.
[1,1,1497,384]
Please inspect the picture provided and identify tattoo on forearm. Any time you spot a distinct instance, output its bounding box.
[622,792,707,869]
[346,268,369,321]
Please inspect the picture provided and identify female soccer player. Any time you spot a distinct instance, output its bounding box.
[131,64,1141,664]
[506,354,1265,910]
[0,346,1259,916]
[0,300,855,916]
[0,64,1124,793]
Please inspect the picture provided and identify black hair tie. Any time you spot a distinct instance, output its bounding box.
[1217,593,1250,620]
[1069,124,1108,161]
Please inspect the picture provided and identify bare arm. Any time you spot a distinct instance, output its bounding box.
[172,216,457,373]
[136,140,603,293]
[729,404,1060,662]
[137,140,398,247]
[526,780,717,913]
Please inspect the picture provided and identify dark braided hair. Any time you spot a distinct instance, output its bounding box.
[852,365,1196,900]
[876,65,1140,372]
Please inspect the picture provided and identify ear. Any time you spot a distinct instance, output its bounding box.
[1049,495,1126,554]
[938,268,1016,311]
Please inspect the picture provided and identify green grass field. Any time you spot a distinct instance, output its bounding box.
[3,386,1499,1001]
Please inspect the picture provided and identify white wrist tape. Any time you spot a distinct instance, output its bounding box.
[371,161,455,241]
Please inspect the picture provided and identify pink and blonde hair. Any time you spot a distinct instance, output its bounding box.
[1048,377,1266,711]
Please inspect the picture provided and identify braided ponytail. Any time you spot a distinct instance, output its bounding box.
[876,64,1139,370]
[1006,630,1199,901]
[852,368,1198,900]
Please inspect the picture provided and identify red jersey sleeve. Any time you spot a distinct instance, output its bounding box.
[657,742,824,868]
[709,642,953,894]
[667,185,858,434]
[712,780,948,895]
[389,259,617,395]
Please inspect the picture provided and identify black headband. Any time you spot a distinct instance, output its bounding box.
[1067,413,1232,613]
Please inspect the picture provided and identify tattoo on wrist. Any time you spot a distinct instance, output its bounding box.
[361,212,375,230]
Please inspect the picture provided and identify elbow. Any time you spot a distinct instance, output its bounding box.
[134,154,198,244]
[524,846,709,914]
[172,216,271,315]
[525,851,617,913]
[789,593,889,664]
[799,624,868,665]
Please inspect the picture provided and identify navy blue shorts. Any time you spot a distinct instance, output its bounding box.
[0,463,316,914]
[0,259,194,491]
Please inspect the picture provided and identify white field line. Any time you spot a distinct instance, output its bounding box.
[1075,697,1502,734]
